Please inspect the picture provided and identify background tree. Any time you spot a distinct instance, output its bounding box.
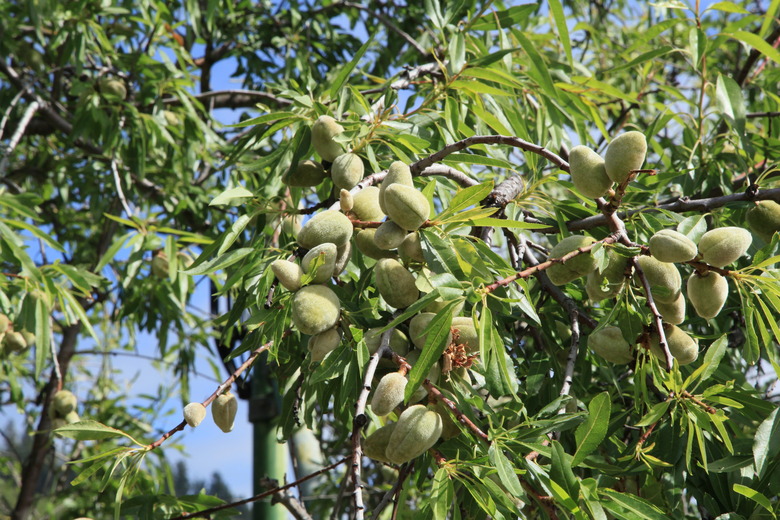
[1,1,780,519]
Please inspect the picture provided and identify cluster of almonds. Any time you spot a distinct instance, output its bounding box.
[0,313,35,356]
[182,391,238,433]
[50,390,80,429]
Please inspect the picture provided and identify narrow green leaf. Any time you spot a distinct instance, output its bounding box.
[217,214,252,256]
[548,0,572,66]
[572,392,611,466]
[228,111,299,128]
[550,441,580,501]
[182,247,254,276]
[435,181,494,221]
[600,489,668,519]
[431,468,454,520]
[404,300,459,402]
[56,420,145,445]
[330,35,374,98]
[729,31,780,65]
[209,186,254,207]
[687,334,728,389]
[753,407,780,477]
[514,31,557,100]
[732,484,776,517]
[34,298,51,379]
[488,444,524,496]
[636,400,671,427]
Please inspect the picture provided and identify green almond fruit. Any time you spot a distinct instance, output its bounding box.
[379,161,413,213]
[433,401,461,440]
[746,200,780,243]
[365,328,410,357]
[271,260,304,292]
[21,331,35,347]
[64,411,81,424]
[399,232,425,263]
[604,131,647,183]
[386,404,443,464]
[291,285,341,335]
[212,391,238,433]
[339,189,354,213]
[302,243,338,283]
[649,229,698,263]
[409,312,452,349]
[655,293,686,325]
[183,402,207,428]
[53,390,78,416]
[151,254,169,278]
[546,235,598,286]
[284,160,327,187]
[588,326,633,364]
[451,316,478,353]
[308,327,342,362]
[585,250,628,301]
[312,115,345,162]
[363,423,397,463]
[370,372,408,416]
[333,242,351,276]
[3,331,27,353]
[374,220,407,250]
[698,227,752,267]
[331,153,364,190]
[649,325,698,366]
[298,210,353,249]
[375,258,419,309]
[383,184,430,231]
[687,271,728,320]
[0,314,9,334]
[568,145,612,198]
[351,186,385,222]
[100,78,127,101]
[636,256,682,304]
[355,229,398,260]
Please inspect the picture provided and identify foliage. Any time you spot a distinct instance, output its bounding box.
[1,0,780,519]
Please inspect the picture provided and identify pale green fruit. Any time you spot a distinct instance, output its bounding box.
[363,423,397,463]
[636,256,682,304]
[383,184,430,231]
[374,220,407,250]
[333,242,352,276]
[379,161,413,213]
[64,411,81,424]
[386,404,443,464]
[271,260,303,292]
[546,235,598,286]
[375,258,419,309]
[588,326,633,364]
[339,189,354,213]
[351,186,385,222]
[331,153,364,190]
[302,243,338,283]
[649,325,699,365]
[649,229,698,263]
[746,200,780,243]
[3,331,27,352]
[281,214,302,237]
[163,110,181,126]
[399,232,425,263]
[99,78,126,100]
[151,254,169,278]
[284,160,327,187]
[585,250,628,301]
[655,293,686,325]
[568,145,612,198]
[698,227,752,267]
[53,390,78,416]
[291,285,341,335]
[433,401,461,440]
[298,210,353,249]
[687,271,728,319]
[365,328,409,357]
[0,314,9,334]
[183,402,207,427]
[355,229,397,260]
[308,327,342,362]
[409,313,452,349]
[312,115,345,162]
[212,392,238,433]
[604,131,647,183]
[451,316,478,353]
[371,372,408,416]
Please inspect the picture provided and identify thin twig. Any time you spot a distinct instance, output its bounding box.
[168,457,349,520]
[269,481,314,520]
[630,258,673,371]
[0,88,27,141]
[146,334,286,450]
[371,461,415,519]
[0,101,39,177]
[110,158,134,217]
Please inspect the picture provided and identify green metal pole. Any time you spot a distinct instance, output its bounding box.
[250,351,287,520]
